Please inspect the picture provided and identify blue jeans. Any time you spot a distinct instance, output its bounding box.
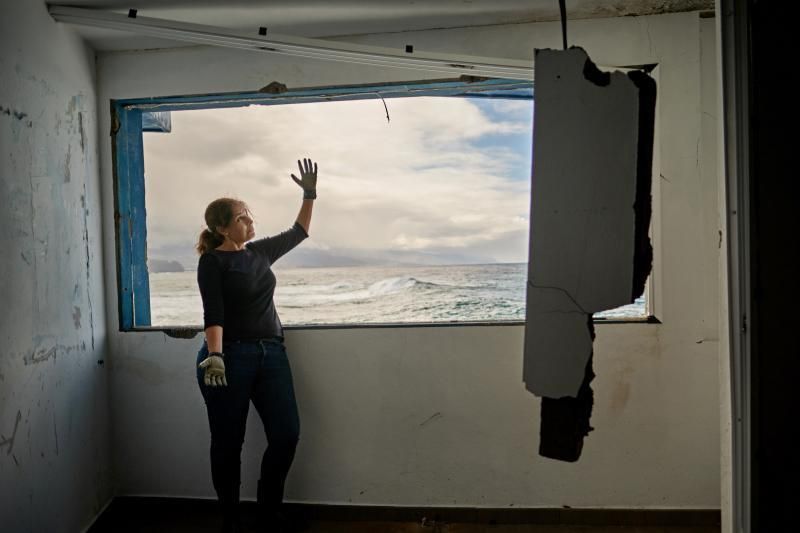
[197,338,300,513]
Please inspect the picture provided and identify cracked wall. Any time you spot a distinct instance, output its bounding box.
[0,1,111,532]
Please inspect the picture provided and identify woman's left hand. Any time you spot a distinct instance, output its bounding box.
[291,158,318,200]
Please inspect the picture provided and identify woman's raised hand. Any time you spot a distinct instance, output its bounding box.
[291,158,318,200]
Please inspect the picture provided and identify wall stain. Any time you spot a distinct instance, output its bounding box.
[0,411,23,455]
[64,146,71,183]
[420,412,443,427]
[67,95,79,119]
[78,112,86,153]
[72,306,82,330]
[80,189,96,350]
[610,380,631,412]
[610,364,634,413]
[24,345,57,365]
[0,104,28,121]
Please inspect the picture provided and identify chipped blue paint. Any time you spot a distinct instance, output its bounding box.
[114,104,151,328]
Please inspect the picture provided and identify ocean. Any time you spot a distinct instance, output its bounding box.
[148,263,646,327]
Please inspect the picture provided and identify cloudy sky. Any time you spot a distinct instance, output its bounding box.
[143,96,533,268]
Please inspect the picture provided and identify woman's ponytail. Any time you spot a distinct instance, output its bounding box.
[196,228,224,255]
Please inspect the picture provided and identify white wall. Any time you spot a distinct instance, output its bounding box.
[0,1,112,532]
[97,11,722,508]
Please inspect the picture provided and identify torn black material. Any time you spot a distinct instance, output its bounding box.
[582,56,611,87]
[539,319,595,463]
[628,70,657,301]
[525,48,656,463]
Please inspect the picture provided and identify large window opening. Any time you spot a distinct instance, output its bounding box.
[113,80,649,330]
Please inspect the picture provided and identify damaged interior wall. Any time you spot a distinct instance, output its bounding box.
[0,1,112,532]
[97,10,722,509]
[524,47,656,461]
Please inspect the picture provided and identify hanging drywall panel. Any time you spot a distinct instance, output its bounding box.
[523,47,651,400]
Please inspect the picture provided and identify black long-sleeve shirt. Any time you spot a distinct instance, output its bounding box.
[197,222,307,340]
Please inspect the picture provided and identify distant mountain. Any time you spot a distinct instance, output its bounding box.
[148,244,495,270]
[148,259,185,273]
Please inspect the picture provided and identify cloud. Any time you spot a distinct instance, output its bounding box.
[143,96,532,264]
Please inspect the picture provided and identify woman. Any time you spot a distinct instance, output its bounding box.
[195,158,318,533]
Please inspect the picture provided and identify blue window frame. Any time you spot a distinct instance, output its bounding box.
[111,78,534,330]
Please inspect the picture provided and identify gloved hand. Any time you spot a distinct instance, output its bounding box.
[198,354,227,387]
[291,157,318,199]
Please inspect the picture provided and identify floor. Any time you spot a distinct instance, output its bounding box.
[87,499,720,533]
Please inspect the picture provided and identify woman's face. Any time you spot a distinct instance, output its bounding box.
[220,204,255,244]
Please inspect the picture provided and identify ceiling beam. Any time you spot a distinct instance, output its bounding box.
[49,5,534,80]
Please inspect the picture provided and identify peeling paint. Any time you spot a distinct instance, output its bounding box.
[0,411,23,455]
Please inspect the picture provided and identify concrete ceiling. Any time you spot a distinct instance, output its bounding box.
[50,0,714,51]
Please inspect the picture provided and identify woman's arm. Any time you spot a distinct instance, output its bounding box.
[205,325,223,354]
[295,198,314,235]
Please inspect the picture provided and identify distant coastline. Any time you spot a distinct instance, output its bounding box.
[148,259,185,273]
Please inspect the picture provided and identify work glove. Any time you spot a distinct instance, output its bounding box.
[291,157,318,199]
[198,354,227,387]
